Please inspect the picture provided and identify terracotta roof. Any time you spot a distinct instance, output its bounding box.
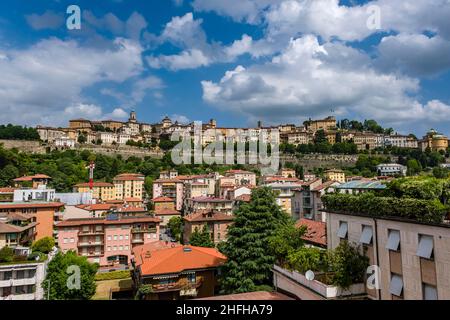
[226,170,253,174]
[0,221,38,234]
[152,196,175,203]
[0,188,15,193]
[154,209,181,216]
[296,219,327,247]
[124,197,143,202]
[113,173,145,181]
[56,215,161,227]
[197,291,294,300]
[81,203,117,211]
[235,194,251,202]
[184,211,234,222]
[14,174,51,182]
[132,241,182,266]
[75,182,114,188]
[311,181,338,191]
[0,202,64,209]
[135,245,226,276]
[154,178,183,183]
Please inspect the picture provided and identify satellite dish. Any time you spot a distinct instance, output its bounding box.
[305,270,315,281]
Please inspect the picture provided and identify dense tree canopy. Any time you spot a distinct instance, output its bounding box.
[189,225,215,248]
[43,251,98,300]
[0,124,40,140]
[218,187,291,294]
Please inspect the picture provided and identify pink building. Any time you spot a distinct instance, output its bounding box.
[56,215,161,267]
[152,179,184,211]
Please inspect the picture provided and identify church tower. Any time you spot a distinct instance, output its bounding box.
[129,111,137,123]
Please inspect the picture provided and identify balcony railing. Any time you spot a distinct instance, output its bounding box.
[78,241,104,247]
[151,277,203,293]
[132,227,157,233]
[131,238,144,244]
[78,230,105,236]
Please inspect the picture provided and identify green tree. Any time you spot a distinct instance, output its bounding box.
[433,167,449,179]
[219,187,290,294]
[77,134,87,144]
[406,159,422,176]
[268,222,306,266]
[0,246,14,263]
[31,237,55,254]
[43,251,98,300]
[0,164,19,187]
[167,216,183,242]
[189,225,215,248]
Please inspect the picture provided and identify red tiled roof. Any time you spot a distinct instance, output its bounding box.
[152,197,175,203]
[0,188,15,193]
[296,219,327,247]
[14,174,51,182]
[154,209,180,216]
[154,178,183,183]
[226,170,253,174]
[113,173,145,181]
[235,194,251,202]
[124,197,143,202]
[74,182,114,188]
[191,196,232,203]
[0,202,65,209]
[311,181,338,191]
[134,245,226,276]
[132,241,181,266]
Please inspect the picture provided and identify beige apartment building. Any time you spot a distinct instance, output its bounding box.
[113,173,145,201]
[326,211,450,300]
[74,182,116,202]
[324,169,346,183]
[306,116,337,132]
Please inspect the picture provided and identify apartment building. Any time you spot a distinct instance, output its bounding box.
[183,210,234,244]
[376,164,407,176]
[57,215,161,267]
[0,212,38,248]
[287,131,312,146]
[292,179,339,221]
[113,173,145,201]
[36,126,66,143]
[305,116,337,132]
[0,259,47,300]
[13,174,51,189]
[326,210,450,300]
[324,169,346,183]
[152,197,180,227]
[153,179,184,211]
[73,182,116,202]
[0,202,64,240]
[265,181,304,215]
[224,170,257,186]
[13,186,55,203]
[131,244,226,300]
[184,197,234,216]
[384,135,418,149]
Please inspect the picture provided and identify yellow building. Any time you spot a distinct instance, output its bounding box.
[113,173,145,201]
[306,116,337,132]
[73,182,116,202]
[324,169,346,183]
[69,119,92,130]
[419,129,449,152]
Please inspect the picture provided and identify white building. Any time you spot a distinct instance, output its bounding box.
[13,186,55,202]
[376,163,407,176]
[54,136,75,149]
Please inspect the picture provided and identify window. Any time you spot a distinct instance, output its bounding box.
[417,235,434,259]
[70,238,75,243]
[125,245,129,250]
[390,274,403,297]
[119,235,123,240]
[107,236,112,241]
[386,230,400,251]
[63,238,68,244]
[337,221,348,239]
[187,273,196,283]
[107,247,111,252]
[360,225,373,245]
[114,235,118,241]
[125,235,129,240]
[119,246,123,251]
[113,246,117,251]
[423,284,438,300]
[147,234,151,239]
[16,270,25,279]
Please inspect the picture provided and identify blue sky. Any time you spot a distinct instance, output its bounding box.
[0,0,450,136]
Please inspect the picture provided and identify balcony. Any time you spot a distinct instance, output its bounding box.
[78,241,104,247]
[151,277,203,293]
[78,230,105,236]
[82,252,104,257]
[131,238,144,244]
[131,227,157,234]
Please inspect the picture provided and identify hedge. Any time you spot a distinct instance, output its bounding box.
[95,270,131,281]
[322,192,448,224]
